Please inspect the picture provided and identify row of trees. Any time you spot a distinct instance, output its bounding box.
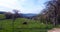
[4,9,19,19]
[33,0,60,26]
[42,0,60,26]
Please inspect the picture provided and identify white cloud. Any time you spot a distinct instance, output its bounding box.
[0,0,22,9]
[0,0,47,14]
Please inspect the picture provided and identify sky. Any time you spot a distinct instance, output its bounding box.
[0,0,49,14]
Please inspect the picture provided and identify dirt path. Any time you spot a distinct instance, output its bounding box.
[48,28,60,32]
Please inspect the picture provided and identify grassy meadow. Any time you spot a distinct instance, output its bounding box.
[0,14,53,32]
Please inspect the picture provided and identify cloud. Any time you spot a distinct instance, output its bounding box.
[0,0,22,9]
[0,0,48,14]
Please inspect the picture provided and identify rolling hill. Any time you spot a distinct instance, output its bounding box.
[0,14,53,32]
[0,18,53,32]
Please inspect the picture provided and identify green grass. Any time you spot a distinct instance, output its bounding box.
[0,18,53,32]
[0,14,5,19]
[0,14,53,32]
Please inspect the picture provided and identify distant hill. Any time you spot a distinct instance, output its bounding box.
[0,11,6,14]
[0,11,37,18]
[19,13,37,18]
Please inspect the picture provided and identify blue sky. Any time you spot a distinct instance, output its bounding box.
[0,0,49,14]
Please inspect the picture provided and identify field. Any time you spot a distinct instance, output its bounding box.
[0,14,53,32]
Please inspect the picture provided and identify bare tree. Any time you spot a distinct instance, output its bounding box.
[44,0,60,26]
[12,9,19,21]
[12,9,19,32]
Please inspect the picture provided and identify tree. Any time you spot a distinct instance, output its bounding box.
[44,0,60,26]
[4,12,13,19]
[12,9,19,22]
[12,9,19,32]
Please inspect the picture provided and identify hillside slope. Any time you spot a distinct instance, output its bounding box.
[0,14,53,32]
